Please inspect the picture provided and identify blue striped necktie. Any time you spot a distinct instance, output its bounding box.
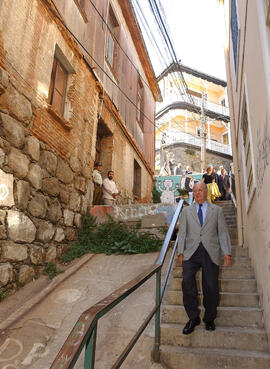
[198,204,203,226]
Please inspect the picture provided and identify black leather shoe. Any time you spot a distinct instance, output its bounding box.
[205,321,215,331]
[182,317,200,335]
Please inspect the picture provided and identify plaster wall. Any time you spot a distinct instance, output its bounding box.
[226,0,270,341]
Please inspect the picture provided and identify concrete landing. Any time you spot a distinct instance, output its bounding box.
[0,252,167,369]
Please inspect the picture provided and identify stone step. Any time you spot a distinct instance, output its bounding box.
[173,266,255,279]
[166,291,260,307]
[162,305,264,328]
[160,345,270,369]
[231,246,248,257]
[216,201,235,206]
[160,324,268,352]
[170,278,257,293]
[175,256,251,268]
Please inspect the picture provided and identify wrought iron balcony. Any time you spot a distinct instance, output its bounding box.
[156,131,232,156]
[156,93,230,118]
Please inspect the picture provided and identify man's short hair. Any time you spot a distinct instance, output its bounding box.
[94,162,102,167]
[108,170,114,175]
[193,181,207,191]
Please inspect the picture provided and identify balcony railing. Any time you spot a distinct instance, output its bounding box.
[156,131,232,155]
[156,94,230,118]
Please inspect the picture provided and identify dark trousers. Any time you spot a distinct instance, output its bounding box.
[93,183,102,205]
[182,243,219,322]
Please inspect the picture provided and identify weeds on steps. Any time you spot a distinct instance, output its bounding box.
[61,215,163,263]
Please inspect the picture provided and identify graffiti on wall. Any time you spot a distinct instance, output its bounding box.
[155,174,202,203]
[256,117,270,197]
[90,204,177,225]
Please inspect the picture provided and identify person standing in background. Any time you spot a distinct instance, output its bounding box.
[174,162,183,176]
[92,163,103,205]
[102,170,119,206]
[160,162,171,176]
[212,168,219,184]
[218,168,230,200]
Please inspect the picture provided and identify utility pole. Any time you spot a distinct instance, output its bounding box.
[200,92,207,172]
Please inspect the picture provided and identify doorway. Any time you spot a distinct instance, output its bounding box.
[95,120,113,176]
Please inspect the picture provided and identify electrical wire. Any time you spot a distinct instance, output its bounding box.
[45,0,159,130]
[85,0,154,94]
[146,0,194,104]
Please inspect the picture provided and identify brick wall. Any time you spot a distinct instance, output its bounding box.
[0,0,155,294]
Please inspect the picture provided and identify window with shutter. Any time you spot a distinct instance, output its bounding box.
[231,0,239,72]
[106,6,119,72]
[137,77,144,129]
[241,91,256,210]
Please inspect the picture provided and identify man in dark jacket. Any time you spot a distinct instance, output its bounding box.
[218,168,230,200]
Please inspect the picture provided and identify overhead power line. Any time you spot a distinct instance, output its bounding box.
[44,0,160,131]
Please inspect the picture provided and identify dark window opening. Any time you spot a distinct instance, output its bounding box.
[133,159,141,198]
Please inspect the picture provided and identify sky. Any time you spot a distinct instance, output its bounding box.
[135,0,227,80]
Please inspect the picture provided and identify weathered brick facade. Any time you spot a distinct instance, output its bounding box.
[0,0,160,292]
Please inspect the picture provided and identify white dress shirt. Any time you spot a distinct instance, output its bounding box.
[195,201,208,224]
[103,178,118,200]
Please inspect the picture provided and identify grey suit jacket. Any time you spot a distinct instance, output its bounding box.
[177,203,231,265]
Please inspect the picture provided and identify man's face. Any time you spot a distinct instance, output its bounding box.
[97,165,102,172]
[193,183,207,204]
[108,171,114,180]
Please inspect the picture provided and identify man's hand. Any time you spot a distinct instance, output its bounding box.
[224,254,231,267]
[178,253,184,266]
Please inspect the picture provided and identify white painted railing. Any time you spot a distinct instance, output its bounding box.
[156,94,230,117]
[156,131,232,155]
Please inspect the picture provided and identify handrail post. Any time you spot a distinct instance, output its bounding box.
[152,268,161,362]
[84,322,98,369]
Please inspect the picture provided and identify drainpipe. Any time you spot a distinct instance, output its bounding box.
[224,48,244,246]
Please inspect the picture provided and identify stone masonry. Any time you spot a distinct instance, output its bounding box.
[0,66,92,294]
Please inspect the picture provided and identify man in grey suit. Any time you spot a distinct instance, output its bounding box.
[178,182,231,334]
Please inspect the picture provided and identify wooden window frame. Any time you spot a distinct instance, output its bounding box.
[106,5,119,75]
[48,57,68,117]
[222,132,229,144]
[136,76,144,130]
[266,0,270,25]
[74,0,88,22]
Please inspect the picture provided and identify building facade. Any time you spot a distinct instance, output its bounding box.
[221,0,270,341]
[155,62,232,174]
[0,0,160,291]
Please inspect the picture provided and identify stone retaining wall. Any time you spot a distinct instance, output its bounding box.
[0,67,92,294]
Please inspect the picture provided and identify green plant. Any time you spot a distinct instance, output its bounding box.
[185,148,196,156]
[0,289,8,301]
[61,215,163,262]
[44,262,62,279]
[177,188,189,196]
[152,186,161,203]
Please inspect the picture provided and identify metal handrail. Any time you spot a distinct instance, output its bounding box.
[50,200,184,369]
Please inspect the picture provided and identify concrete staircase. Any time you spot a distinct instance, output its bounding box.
[160,201,270,368]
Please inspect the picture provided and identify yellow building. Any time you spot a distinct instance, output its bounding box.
[155,62,231,174]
